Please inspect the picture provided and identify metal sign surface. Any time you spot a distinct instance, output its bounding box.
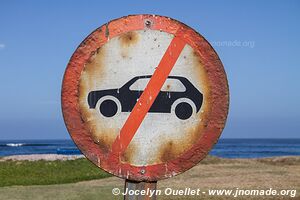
[62,15,229,181]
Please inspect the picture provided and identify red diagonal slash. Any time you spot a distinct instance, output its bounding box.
[110,35,186,159]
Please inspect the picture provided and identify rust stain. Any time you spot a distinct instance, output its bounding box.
[192,49,211,119]
[118,31,139,59]
[155,123,204,163]
[92,128,118,154]
[119,31,139,47]
[156,137,187,164]
[105,23,109,38]
[78,45,118,155]
[121,142,137,163]
[78,47,105,123]
[121,51,128,59]
[186,119,207,146]
[159,141,177,162]
[84,47,105,75]
[156,125,204,164]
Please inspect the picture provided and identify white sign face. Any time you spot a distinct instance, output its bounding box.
[62,15,229,181]
[78,29,210,166]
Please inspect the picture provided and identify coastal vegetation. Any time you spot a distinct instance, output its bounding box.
[0,158,111,187]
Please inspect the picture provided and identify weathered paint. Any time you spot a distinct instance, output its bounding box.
[61,15,229,182]
[124,180,157,200]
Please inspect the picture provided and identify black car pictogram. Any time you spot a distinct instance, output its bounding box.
[88,75,203,120]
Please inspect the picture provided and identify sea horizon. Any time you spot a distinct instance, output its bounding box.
[1,138,300,158]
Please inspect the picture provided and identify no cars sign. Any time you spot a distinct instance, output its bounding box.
[62,15,229,182]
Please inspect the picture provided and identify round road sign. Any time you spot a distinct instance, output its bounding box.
[62,14,229,182]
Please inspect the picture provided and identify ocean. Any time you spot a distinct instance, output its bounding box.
[0,139,300,158]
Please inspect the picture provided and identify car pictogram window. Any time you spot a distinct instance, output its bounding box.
[129,78,186,92]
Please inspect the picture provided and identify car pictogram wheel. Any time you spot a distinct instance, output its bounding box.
[171,98,197,120]
[95,96,121,118]
[175,102,193,120]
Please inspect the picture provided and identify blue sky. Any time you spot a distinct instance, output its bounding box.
[0,0,299,139]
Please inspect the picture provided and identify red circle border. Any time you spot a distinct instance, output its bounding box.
[61,14,229,182]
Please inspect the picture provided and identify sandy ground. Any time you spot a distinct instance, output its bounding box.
[0,154,84,161]
[0,155,299,200]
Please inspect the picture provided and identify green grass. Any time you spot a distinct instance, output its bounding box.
[0,156,299,200]
[0,158,112,187]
